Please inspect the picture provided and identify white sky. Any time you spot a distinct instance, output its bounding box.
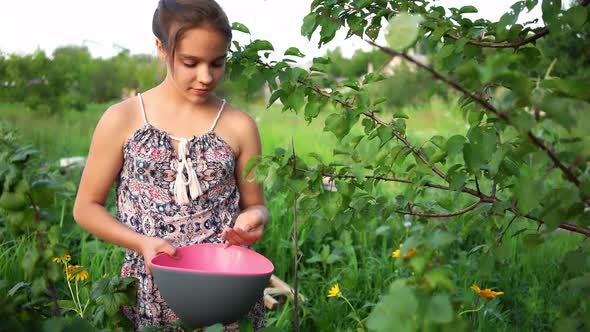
[0,0,543,64]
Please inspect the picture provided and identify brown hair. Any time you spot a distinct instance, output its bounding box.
[152,0,232,67]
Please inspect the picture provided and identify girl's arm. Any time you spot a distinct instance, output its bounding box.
[73,103,175,273]
[221,111,268,247]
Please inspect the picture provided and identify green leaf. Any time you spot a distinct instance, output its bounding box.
[429,230,457,249]
[287,179,308,193]
[424,269,455,291]
[242,156,262,181]
[517,47,541,67]
[258,328,288,332]
[367,280,418,332]
[284,47,305,58]
[385,13,425,50]
[31,179,62,208]
[319,192,343,219]
[377,126,393,146]
[231,22,250,34]
[459,5,478,14]
[542,0,562,26]
[514,172,544,214]
[97,294,118,316]
[206,324,224,332]
[267,89,284,108]
[57,300,78,313]
[285,87,305,112]
[447,166,467,191]
[301,12,319,39]
[22,247,39,278]
[304,94,322,122]
[8,281,29,296]
[496,72,532,103]
[426,293,453,323]
[563,6,587,29]
[324,112,353,139]
[347,15,367,35]
[463,143,482,173]
[239,319,254,332]
[249,40,274,52]
[535,94,578,129]
[393,111,409,119]
[318,16,339,46]
[581,180,590,198]
[540,78,590,102]
[447,135,466,160]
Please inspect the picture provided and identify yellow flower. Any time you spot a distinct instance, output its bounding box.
[65,265,87,281]
[392,244,416,259]
[52,257,62,263]
[327,283,341,298]
[75,269,89,281]
[63,254,71,261]
[470,284,504,299]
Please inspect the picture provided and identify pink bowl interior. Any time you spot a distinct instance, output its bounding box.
[151,243,274,276]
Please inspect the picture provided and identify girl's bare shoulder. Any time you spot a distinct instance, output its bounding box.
[220,103,259,134]
[95,96,144,143]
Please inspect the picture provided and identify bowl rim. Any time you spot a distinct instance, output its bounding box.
[150,243,274,276]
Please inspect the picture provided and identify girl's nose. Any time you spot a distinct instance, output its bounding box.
[197,65,213,85]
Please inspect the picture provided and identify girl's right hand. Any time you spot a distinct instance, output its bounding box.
[139,236,177,275]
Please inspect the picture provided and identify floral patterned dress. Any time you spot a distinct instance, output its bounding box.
[115,93,265,331]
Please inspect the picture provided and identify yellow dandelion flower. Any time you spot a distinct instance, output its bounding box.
[470,284,504,299]
[392,244,417,259]
[327,283,341,298]
[63,254,71,261]
[52,257,62,263]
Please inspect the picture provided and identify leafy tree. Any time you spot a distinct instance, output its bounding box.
[228,0,590,330]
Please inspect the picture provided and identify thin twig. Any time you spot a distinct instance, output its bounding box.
[396,200,482,218]
[291,137,300,332]
[497,215,518,244]
[297,167,493,201]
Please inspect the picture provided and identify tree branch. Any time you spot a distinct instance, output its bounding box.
[396,200,482,218]
[363,39,587,206]
[300,167,493,201]
[252,47,590,236]
[445,28,549,49]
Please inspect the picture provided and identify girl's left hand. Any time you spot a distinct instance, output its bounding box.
[221,209,265,248]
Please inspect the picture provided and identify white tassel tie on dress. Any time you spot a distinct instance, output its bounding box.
[173,138,203,205]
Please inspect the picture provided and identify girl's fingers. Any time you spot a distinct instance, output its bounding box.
[222,226,262,247]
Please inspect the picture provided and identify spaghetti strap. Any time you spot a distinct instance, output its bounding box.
[209,99,227,132]
[137,93,149,125]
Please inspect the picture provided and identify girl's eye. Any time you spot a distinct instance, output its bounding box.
[212,63,225,68]
[183,63,197,68]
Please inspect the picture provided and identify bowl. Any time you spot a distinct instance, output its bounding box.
[151,243,274,327]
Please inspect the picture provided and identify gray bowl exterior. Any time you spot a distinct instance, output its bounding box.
[152,267,271,327]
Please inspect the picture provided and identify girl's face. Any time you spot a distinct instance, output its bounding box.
[160,25,229,103]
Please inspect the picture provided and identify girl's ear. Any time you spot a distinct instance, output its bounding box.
[155,38,167,62]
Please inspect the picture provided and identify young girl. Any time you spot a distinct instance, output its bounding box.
[73,0,269,330]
